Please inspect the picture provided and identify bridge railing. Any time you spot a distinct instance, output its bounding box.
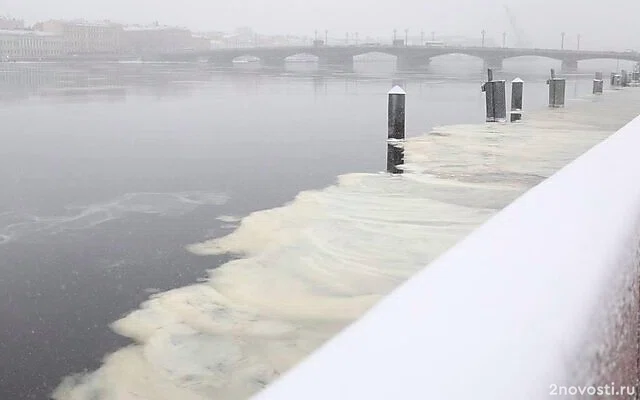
[251,115,640,399]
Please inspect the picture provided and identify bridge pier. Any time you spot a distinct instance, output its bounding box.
[561,59,578,72]
[397,56,430,71]
[262,56,286,68]
[318,55,354,69]
[483,58,503,71]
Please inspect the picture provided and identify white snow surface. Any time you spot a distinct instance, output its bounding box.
[388,85,406,95]
[254,99,640,399]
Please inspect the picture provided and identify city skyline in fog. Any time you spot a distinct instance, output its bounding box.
[1,0,639,50]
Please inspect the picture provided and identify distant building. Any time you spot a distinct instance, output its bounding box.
[0,17,25,30]
[0,30,64,60]
[34,20,123,55]
[122,24,210,54]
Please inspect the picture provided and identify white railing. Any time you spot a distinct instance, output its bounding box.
[253,115,640,399]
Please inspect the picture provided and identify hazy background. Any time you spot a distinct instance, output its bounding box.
[1,0,639,50]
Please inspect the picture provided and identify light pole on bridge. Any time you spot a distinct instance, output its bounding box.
[561,32,565,50]
[577,34,581,50]
[405,29,409,46]
[393,29,397,43]
[421,30,424,45]
[481,30,486,47]
[502,32,507,48]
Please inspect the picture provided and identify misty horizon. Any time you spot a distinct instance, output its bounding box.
[1,0,639,50]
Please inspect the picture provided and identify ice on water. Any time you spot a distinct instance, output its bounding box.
[0,191,228,245]
[54,89,640,400]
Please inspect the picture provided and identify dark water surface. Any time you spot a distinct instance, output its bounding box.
[0,59,608,399]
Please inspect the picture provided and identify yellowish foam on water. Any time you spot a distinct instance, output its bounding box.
[54,89,640,400]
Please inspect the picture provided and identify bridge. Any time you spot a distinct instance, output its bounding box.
[159,45,640,71]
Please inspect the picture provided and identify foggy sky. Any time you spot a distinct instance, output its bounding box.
[2,0,639,50]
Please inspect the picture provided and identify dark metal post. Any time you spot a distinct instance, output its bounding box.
[482,68,507,122]
[593,72,603,94]
[547,68,566,108]
[612,73,622,88]
[388,86,406,140]
[387,142,404,174]
[621,70,629,87]
[632,63,640,82]
[510,78,524,122]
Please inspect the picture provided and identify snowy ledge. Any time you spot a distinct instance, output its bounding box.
[253,115,640,399]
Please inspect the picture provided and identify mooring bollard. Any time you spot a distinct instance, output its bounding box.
[510,78,524,122]
[387,85,406,174]
[547,69,566,108]
[620,70,629,87]
[388,85,406,140]
[615,74,622,87]
[593,72,604,94]
[481,69,507,122]
[387,142,404,174]
[611,73,622,89]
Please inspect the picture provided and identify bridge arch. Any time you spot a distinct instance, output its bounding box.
[503,55,563,63]
[428,52,486,67]
[230,54,261,63]
[428,52,486,62]
[351,50,398,59]
[352,51,397,62]
[502,55,562,72]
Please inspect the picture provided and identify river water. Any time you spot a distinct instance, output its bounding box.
[0,57,635,399]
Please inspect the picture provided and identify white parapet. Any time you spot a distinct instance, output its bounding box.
[253,115,640,399]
